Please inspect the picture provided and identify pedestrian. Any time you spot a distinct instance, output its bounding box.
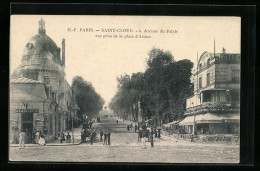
[107,131,111,145]
[66,132,71,143]
[158,129,161,138]
[38,131,46,145]
[154,128,157,138]
[32,129,36,144]
[141,131,147,149]
[135,124,137,133]
[103,132,107,145]
[19,129,26,149]
[201,128,204,135]
[60,130,65,143]
[90,131,94,145]
[81,128,85,143]
[28,131,32,144]
[127,125,129,131]
[138,130,142,142]
[35,130,40,144]
[100,129,104,142]
[116,120,118,125]
[150,129,154,148]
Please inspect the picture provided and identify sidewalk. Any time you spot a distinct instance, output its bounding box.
[10,125,84,147]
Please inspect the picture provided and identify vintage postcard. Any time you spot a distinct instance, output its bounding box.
[9,15,240,163]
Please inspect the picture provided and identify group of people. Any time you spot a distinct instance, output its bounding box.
[137,127,160,149]
[99,129,111,145]
[18,129,46,149]
[81,128,97,145]
[59,130,71,143]
[126,122,138,132]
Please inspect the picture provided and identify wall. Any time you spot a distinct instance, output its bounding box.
[186,94,201,109]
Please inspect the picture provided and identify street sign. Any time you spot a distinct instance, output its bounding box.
[16,109,39,113]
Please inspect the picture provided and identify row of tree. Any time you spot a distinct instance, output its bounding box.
[109,48,193,125]
[72,76,105,123]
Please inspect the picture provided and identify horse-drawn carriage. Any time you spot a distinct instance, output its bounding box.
[81,127,97,143]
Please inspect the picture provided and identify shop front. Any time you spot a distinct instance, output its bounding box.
[179,113,239,135]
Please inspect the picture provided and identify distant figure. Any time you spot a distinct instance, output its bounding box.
[60,130,65,143]
[150,128,154,148]
[35,131,40,144]
[107,132,111,145]
[66,132,71,143]
[81,129,85,143]
[154,129,157,138]
[116,120,118,125]
[38,131,46,145]
[19,130,26,149]
[32,129,36,144]
[141,131,147,149]
[138,130,142,142]
[100,129,104,142]
[127,125,130,131]
[90,132,94,145]
[201,128,204,135]
[158,129,161,138]
[28,131,32,144]
[134,124,138,133]
[103,132,107,145]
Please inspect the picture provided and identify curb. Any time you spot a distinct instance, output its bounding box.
[10,142,82,147]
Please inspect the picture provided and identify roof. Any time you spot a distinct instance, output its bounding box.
[11,77,42,84]
[164,120,181,127]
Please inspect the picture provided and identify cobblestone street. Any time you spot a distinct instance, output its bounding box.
[9,117,239,163]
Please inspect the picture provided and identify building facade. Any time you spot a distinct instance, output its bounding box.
[10,18,75,143]
[179,48,240,134]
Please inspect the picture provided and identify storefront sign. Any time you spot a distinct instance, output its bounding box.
[35,120,44,127]
[16,109,39,113]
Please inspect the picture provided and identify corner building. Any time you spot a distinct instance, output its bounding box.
[179,48,240,134]
[10,18,75,143]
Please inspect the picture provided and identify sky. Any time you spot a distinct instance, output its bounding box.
[10,15,241,106]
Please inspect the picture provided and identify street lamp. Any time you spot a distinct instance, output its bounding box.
[71,104,80,143]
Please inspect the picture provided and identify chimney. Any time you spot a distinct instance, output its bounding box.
[62,39,65,67]
[222,47,226,54]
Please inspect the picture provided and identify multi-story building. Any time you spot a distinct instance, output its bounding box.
[10,18,76,143]
[179,48,240,134]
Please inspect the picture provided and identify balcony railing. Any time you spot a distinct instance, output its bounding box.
[185,101,240,115]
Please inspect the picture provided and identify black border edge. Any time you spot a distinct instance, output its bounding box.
[2,3,256,170]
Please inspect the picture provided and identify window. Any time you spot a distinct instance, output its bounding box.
[199,77,202,89]
[207,58,210,67]
[44,77,50,85]
[207,73,210,85]
[45,88,50,98]
[43,58,50,67]
[199,63,202,71]
[232,69,240,82]
[22,113,33,122]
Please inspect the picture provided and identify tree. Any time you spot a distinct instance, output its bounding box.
[72,76,105,122]
[109,47,193,125]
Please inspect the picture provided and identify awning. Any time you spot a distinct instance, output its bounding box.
[195,113,223,124]
[222,114,240,123]
[164,121,181,127]
[179,113,240,125]
[179,116,195,126]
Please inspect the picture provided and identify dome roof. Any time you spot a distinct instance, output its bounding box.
[23,33,61,60]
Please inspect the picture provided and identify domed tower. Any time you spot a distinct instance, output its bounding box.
[18,18,66,99]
